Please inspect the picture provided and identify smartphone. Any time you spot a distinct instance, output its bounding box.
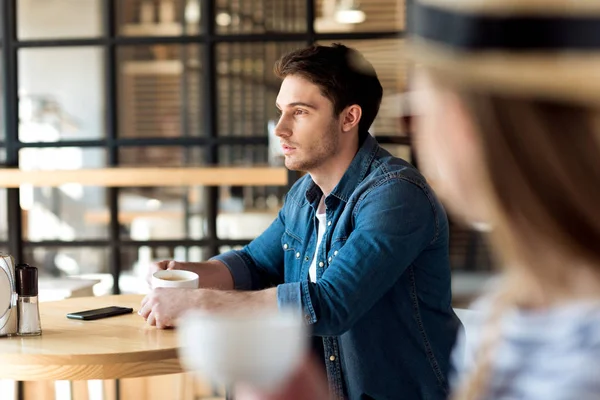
[66,306,134,321]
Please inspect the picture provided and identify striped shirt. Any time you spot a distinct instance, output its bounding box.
[453,299,600,399]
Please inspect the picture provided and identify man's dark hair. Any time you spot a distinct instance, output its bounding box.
[274,43,383,141]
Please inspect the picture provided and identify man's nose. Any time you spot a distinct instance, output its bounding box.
[273,117,291,138]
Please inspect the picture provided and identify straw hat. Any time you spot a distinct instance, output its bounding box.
[409,0,600,103]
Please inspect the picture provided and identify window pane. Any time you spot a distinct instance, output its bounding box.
[119,186,204,240]
[216,42,304,137]
[219,245,244,254]
[217,186,283,240]
[18,0,103,39]
[315,0,405,33]
[117,44,203,138]
[215,0,307,34]
[218,145,269,166]
[318,39,407,136]
[19,48,106,141]
[117,0,201,36]
[24,247,113,297]
[18,148,108,241]
[120,146,204,166]
[19,147,107,170]
[21,185,109,241]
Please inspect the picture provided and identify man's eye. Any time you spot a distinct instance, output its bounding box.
[294,109,306,115]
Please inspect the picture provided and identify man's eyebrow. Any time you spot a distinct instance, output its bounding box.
[276,102,318,110]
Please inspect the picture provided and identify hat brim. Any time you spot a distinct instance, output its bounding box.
[408,1,600,104]
[408,38,600,104]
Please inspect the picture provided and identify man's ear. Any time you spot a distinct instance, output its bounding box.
[341,105,362,132]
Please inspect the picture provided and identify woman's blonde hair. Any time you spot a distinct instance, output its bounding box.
[436,78,600,399]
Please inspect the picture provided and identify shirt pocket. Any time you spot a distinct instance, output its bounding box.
[281,231,304,268]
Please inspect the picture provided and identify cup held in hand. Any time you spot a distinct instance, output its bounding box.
[152,270,199,289]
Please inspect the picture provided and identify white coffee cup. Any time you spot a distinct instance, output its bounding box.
[177,309,307,390]
[152,270,199,289]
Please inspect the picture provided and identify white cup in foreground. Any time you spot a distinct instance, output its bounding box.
[152,270,199,289]
[178,309,307,391]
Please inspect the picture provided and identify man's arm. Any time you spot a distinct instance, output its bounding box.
[140,286,279,328]
[141,204,290,327]
[277,177,441,336]
[149,207,287,291]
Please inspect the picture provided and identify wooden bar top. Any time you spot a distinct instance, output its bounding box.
[0,294,183,381]
[0,167,288,188]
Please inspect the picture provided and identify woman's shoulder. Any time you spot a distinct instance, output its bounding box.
[460,296,600,399]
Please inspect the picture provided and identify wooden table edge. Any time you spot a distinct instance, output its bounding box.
[0,358,184,380]
[0,347,180,366]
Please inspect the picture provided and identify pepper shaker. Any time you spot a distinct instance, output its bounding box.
[16,264,42,336]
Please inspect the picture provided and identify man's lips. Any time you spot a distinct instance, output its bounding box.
[281,144,297,154]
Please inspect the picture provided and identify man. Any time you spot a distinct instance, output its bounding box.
[140,44,458,399]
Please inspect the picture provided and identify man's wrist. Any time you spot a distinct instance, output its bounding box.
[196,288,278,313]
[171,261,234,290]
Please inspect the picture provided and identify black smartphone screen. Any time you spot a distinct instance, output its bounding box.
[66,306,134,321]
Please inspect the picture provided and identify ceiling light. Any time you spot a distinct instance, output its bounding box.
[335,0,366,24]
[184,0,201,24]
[216,12,232,27]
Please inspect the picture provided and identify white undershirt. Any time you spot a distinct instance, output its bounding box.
[309,211,327,282]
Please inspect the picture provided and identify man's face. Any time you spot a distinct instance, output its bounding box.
[274,75,341,172]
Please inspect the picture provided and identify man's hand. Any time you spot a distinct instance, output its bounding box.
[140,287,278,328]
[139,288,201,328]
[146,260,234,290]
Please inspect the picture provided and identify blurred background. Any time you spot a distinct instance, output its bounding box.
[0,0,492,302]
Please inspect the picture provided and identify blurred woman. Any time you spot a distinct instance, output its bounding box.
[412,0,600,399]
[241,0,600,398]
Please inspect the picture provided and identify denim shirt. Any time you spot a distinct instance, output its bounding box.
[214,135,459,400]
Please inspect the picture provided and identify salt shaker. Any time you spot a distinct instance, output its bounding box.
[16,264,42,336]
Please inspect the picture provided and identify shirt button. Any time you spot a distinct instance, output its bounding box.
[334,250,338,256]
[296,252,301,258]
[327,221,332,227]
[329,355,336,361]
[318,261,324,268]
[305,256,309,261]
[283,244,288,249]
[328,257,332,263]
